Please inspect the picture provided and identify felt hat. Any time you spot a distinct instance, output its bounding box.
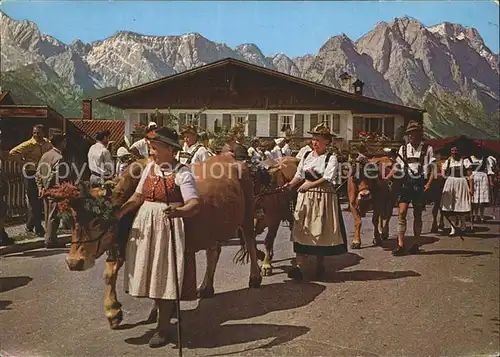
[180,124,198,135]
[405,120,423,134]
[307,122,335,137]
[145,126,182,150]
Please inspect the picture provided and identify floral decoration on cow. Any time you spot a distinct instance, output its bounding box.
[47,182,115,225]
[357,131,391,143]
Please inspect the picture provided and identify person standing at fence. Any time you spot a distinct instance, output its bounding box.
[88,130,114,187]
[35,134,70,248]
[8,124,52,237]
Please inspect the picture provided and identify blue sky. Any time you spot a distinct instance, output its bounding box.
[1,1,499,57]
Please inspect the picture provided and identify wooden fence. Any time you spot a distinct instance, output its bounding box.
[2,159,27,220]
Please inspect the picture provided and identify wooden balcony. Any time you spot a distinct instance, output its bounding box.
[348,139,404,156]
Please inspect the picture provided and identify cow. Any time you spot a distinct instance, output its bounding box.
[43,155,262,329]
[348,156,398,248]
[252,156,299,276]
[348,153,447,248]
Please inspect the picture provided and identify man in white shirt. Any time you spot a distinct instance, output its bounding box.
[177,125,211,165]
[271,138,285,160]
[130,122,157,158]
[296,141,312,161]
[386,120,436,256]
[281,138,293,156]
[88,130,114,187]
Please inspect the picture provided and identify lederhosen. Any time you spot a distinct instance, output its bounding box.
[398,143,429,207]
[178,144,203,165]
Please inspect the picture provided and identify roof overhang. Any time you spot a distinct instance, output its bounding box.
[98,58,425,115]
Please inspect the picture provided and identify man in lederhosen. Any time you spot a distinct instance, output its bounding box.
[177,124,211,165]
[386,120,436,256]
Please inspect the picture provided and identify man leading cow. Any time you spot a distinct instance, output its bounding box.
[386,120,436,256]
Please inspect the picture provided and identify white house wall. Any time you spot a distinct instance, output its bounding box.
[124,108,405,141]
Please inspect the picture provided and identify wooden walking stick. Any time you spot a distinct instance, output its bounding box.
[161,169,183,357]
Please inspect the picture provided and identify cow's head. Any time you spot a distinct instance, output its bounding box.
[43,182,117,271]
[351,160,381,217]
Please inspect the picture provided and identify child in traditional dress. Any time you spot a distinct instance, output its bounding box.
[440,147,473,236]
[469,145,494,223]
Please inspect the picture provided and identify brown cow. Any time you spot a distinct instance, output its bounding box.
[44,155,262,329]
[348,154,447,248]
[253,156,299,276]
[348,156,397,248]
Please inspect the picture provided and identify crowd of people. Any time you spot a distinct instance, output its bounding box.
[0,118,498,347]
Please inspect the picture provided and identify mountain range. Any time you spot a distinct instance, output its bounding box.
[0,11,498,139]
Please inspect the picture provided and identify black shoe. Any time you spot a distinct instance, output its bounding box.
[287,266,303,281]
[408,244,420,254]
[0,231,14,246]
[392,245,406,256]
[35,227,45,237]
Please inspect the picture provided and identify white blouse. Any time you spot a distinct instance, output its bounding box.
[470,156,494,175]
[294,151,339,184]
[135,161,199,202]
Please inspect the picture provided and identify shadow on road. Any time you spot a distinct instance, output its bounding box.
[125,281,323,352]
[0,300,13,310]
[380,236,440,252]
[417,249,493,257]
[4,248,68,259]
[0,276,33,293]
[322,269,421,283]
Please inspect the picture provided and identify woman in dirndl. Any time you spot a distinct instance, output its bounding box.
[469,145,494,223]
[116,127,200,348]
[283,122,348,280]
[440,146,473,236]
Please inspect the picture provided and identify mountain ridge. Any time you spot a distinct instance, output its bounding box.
[1,10,498,139]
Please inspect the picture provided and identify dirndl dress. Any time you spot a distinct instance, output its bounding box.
[290,151,347,256]
[124,163,198,301]
[440,158,471,213]
[470,157,491,204]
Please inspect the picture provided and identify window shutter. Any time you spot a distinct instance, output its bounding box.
[139,113,148,125]
[332,114,341,134]
[248,114,257,137]
[222,113,231,129]
[199,113,207,130]
[353,116,363,139]
[269,113,278,137]
[310,113,318,131]
[384,117,395,140]
[294,114,304,137]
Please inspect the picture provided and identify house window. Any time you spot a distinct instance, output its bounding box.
[279,114,293,133]
[361,117,394,139]
[185,113,198,126]
[232,114,247,126]
[318,113,340,134]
